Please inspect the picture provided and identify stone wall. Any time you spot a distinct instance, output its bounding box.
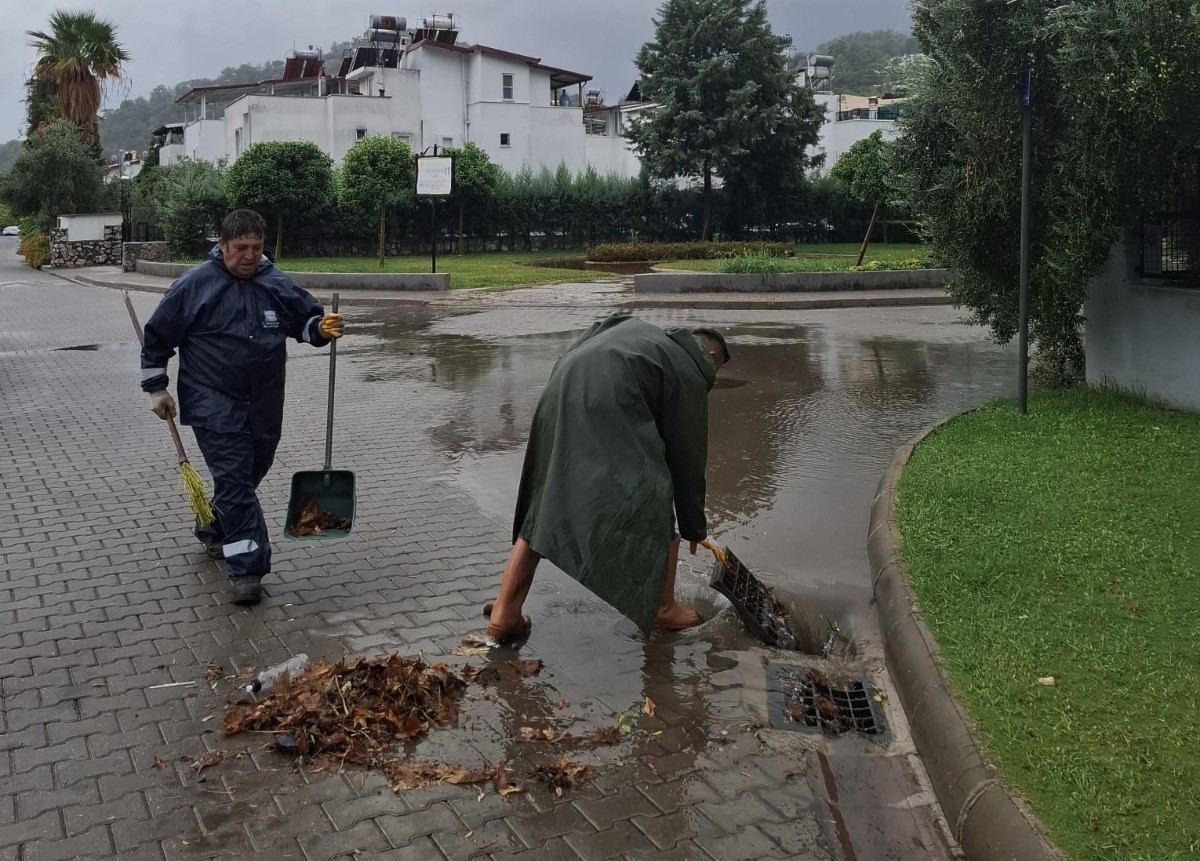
[122,241,171,272]
[49,225,122,268]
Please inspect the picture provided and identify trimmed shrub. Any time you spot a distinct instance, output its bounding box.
[587,241,791,262]
[716,250,792,274]
[19,231,50,269]
[850,256,928,272]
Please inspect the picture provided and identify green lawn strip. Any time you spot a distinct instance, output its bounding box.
[657,243,930,272]
[274,251,605,290]
[897,390,1200,861]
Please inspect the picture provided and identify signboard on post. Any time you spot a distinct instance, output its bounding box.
[416,156,454,197]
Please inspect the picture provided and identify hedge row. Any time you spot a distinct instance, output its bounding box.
[586,241,793,263]
[18,232,50,269]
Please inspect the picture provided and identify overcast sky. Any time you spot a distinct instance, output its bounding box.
[2,0,912,143]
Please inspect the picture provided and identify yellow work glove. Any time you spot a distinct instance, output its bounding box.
[149,390,177,420]
[319,313,344,339]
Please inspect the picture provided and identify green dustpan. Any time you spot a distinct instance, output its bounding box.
[284,292,356,539]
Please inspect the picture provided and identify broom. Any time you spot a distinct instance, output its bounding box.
[123,290,215,527]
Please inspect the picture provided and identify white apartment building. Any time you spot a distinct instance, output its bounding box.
[791,53,903,170]
[157,15,619,177]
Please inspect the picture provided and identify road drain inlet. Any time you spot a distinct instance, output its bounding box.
[709,547,846,655]
[766,663,887,737]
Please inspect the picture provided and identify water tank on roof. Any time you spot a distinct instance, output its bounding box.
[294,49,320,61]
[422,15,455,30]
[369,15,407,31]
[369,29,403,44]
[811,54,835,71]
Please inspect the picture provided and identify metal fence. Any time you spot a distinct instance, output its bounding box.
[1141,164,1200,282]
[122,205,164,243]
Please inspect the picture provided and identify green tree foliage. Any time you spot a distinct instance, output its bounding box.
[894,0,1200,383]
[626,0,822,239]
[814,30,917,96]
[444,142,501,253]
[225,141,334,260]
[0,119,103,232]
[26,10,129,143]
[339,135,415,266]
[831,129,892,259]
[151,158,226,256]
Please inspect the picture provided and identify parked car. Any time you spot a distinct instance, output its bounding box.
[1,225,20,236]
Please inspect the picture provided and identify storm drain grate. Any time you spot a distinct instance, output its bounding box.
[709,547,796,650]
[766,663,887,737]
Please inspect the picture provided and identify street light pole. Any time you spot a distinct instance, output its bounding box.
[1017,67,1033,414]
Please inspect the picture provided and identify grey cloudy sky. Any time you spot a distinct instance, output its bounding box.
[2,0,911,143]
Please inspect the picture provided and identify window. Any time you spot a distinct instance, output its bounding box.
[234,128,243,156]
[391,132,412,146]
[502,73,514,101]
[441,136,454,149]
[356,128,367,140]
[500,133,511,148]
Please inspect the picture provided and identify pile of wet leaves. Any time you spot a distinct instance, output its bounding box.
[287,499,351,536]
[223,652,601,795]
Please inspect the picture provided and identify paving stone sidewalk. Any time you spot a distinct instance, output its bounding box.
[1,257,957,861]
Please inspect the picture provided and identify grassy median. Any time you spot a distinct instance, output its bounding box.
[897,389,1200,861]
[277,251,607,290]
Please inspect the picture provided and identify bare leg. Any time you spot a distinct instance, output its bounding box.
[488,537,540,635]
[655,537,703,630]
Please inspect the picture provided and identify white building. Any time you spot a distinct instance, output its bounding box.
[791,53,903,170]
[158,15,616,178]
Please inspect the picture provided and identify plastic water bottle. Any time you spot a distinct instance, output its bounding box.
[245,654,309,695]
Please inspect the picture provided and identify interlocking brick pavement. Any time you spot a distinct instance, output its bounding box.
[1,243,968,860]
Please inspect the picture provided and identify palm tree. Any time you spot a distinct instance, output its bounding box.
[26,10,129,141]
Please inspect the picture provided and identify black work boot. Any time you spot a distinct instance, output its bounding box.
[231,575,263,606]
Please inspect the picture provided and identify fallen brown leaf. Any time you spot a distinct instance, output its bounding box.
[461,665,501,687]
[287,498,350,537]
[553,699,570,710]
[584,726,621,746]
[509,659,544,678]
[643,697,656,717]
[152,756,166,770]
[531,756,595,796]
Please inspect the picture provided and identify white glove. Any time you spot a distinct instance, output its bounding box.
[149,390,177,420]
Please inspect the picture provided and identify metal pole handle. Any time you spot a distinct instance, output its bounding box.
[323,293,339,477]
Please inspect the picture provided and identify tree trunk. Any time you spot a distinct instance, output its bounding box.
[274,211,283,262]
[700,168,713,241]
[458,196,466,255]
[855,201,881,266]
[378,203,386,268]
[882,205,889,243]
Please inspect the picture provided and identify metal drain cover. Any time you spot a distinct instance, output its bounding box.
[709,547,796,649]
[766,663,887,736]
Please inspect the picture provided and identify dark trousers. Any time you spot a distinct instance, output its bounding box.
[193,427,279,581]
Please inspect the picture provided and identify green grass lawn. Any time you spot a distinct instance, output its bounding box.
[658,242,930,272]
[897,389,1200,861]
[274,251,605,290]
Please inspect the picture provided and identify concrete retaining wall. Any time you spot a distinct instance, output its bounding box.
[136,260,450,291]
[634,268,950,293]
[1085,243,1200,411]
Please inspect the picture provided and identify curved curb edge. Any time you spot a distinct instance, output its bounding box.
[869,415,1066,861]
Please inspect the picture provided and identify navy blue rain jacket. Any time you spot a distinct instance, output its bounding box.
[140,246,330,435]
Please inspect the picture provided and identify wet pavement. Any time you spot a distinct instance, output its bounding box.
[1,236,1011,860]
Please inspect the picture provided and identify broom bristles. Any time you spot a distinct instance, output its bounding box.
[180,461,216,527]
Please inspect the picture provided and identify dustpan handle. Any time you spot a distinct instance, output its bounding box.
[324,292,338,474]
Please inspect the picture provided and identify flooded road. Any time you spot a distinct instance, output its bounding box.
[335,304,1012,859]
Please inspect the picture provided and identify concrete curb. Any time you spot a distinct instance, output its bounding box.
[634,267,951,293]
[868,416,1066,861]
[626,293,954,310]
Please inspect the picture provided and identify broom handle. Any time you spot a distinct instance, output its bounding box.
[123,290,190,465]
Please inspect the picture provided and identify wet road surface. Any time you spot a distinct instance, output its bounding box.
[0,240,1011,860]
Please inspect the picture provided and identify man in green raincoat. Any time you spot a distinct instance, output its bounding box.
[485,312,730,642]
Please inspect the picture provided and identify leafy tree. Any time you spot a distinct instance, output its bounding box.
[443,142,501,253]
[225,141,334,260]
[339,135,415,265]
[814,30,918,96]
[0,119,104,232]
[26,10,129,144]
[151,158,226,256]
[830,130,891,261]
[894,0,1200,383]
[627,0,822,239]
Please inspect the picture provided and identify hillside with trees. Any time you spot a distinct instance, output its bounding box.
[0,41,354,171]
[813,29,918,95]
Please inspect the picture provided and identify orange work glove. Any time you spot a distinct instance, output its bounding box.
[319,313,344,339]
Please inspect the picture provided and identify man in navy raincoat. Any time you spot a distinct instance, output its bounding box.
[139,209,344,605]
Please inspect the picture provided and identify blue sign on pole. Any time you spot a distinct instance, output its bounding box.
[1020,68,1033,108]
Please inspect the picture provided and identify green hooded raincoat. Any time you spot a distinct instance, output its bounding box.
[512,313,716,631]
